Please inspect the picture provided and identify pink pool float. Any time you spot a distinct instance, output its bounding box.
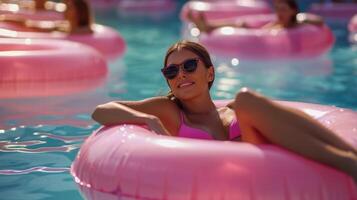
[71,100,357,200]
[90,0,119,10]
[181,0,272,22]
[309,3,357,20]
[117,0,176,12]
[0,38,107,82]
[0,23,126,61]
[0,78,105,99]
[349,14,357,43]
[197,14,334,60]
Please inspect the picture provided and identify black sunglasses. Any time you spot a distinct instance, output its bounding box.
[161,58,199,80]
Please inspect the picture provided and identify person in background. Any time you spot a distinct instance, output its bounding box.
[0,0,93,33]
[188,0,324,33]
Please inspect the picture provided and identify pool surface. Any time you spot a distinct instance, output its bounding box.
[0,1,356,199]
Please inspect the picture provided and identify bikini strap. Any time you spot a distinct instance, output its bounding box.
[229,118,241,140]
[178,110,186,129]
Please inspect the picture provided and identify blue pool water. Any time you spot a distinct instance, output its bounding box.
[0,1,357,199]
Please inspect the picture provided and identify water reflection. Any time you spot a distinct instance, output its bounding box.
[0,166,69,175]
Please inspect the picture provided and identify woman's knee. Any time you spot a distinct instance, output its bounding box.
[234,88,266,115]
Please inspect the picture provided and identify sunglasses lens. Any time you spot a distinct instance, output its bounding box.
[162,59,199,79]
[162,65,179,79]
[183,59,198,72]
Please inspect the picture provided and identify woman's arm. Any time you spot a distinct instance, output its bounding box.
[297,13,324,26]
[187,11,247,33]
[0,14,65,32]
[0,14,26,24]
[92,97,180,136]
[24,19,61,32]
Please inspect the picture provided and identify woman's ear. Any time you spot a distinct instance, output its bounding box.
[207,66,214,82]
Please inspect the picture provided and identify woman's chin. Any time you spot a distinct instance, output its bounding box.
[175,92,198,101]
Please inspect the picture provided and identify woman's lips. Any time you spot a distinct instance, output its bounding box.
[178,82,195,88]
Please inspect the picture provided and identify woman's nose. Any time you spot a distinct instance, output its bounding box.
[176,67,187,78]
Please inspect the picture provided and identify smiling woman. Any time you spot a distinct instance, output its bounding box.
[72,101,357,199]
[90,40,357,182]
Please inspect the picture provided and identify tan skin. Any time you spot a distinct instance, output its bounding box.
[0,0,92,33]
[188,0,324,33]
[92,45,357,182]
[0,0,57,11]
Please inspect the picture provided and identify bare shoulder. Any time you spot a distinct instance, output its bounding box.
[118,96,181,121]
[120,96,181,135]
[118,96,179,110]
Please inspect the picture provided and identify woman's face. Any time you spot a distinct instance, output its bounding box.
[273,0,297,27]
[164,49,214,101]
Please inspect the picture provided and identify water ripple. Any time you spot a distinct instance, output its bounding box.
[0,166,69,175]
[0,140,81,153]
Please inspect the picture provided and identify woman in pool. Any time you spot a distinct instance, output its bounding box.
[0,0,93,33]
[92,40,357,182]
[188,0,324,33]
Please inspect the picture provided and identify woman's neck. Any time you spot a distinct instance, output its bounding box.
[180,93,216,115]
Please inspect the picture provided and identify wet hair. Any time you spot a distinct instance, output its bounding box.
[163,40,214,104]
[64,0,93,29]
[35,0,46,10]
[73,0,93,27]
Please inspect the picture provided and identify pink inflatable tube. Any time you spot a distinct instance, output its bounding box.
[0,24,126,61]
[349,15,357,43]
[181,0,271,22]
[117,0,176,11]
[309,3,357,19]
[349,15,357,33]
[0,38,107,82]
[0,78,105,99]
[198,14,335,60]
[90,0,119,10]
[71,101,357,200]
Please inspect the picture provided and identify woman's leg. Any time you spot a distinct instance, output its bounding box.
[233,89,357,181]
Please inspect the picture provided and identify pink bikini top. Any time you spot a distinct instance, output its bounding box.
[177,111,241,140]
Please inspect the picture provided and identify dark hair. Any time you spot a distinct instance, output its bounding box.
[73,0,93,27]
[64,0,93,30]
[163,40,214,104]
[275,0,300,24]
[35,0,46,10]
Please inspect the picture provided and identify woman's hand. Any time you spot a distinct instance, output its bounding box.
[143,115,171,136]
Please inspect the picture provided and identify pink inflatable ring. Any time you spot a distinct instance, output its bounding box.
[349,14,357,44]
[90,0,119,11]
[0,38,107,82]
[117,0,176,12]
[71,101,357,200]
[0,24,126,61]
[309,3,357,20]
[181,0,271,22]
[198,14,334,60]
